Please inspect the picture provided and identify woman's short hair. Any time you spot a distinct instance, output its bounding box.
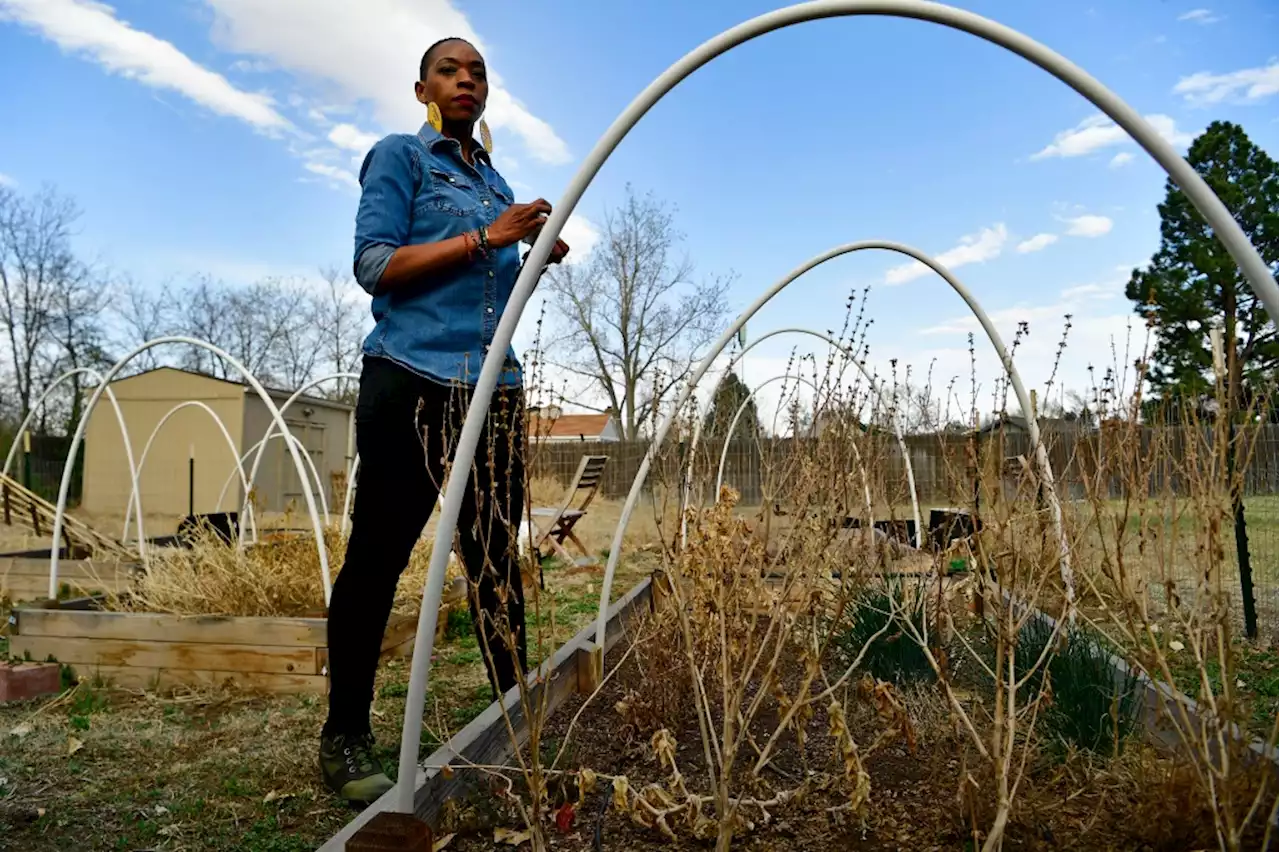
[420,37,477,80]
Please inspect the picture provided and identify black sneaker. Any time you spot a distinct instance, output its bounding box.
[319,732,394,804]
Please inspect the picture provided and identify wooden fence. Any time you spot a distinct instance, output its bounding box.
[527,424,1279,504]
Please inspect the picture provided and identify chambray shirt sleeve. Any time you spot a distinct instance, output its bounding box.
[353,136,417,295]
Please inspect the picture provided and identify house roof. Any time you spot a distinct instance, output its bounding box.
[529,412,614,440]
[107,366,354,411]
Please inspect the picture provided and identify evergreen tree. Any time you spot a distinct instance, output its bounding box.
[1124,121,1278,411]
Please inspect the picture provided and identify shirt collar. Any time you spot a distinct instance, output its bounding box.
[416,122,492,167]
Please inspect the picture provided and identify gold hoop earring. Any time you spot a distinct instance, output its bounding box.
[479,119,493,153]
[426,101,442,133]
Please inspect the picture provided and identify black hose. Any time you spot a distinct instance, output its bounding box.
[592,790,609,851]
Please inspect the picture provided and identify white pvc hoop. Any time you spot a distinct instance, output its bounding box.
[49,337,331,603]
[339,454,358,536]
[240,372,359,530]
[711,374,874,531]
[706,370,875,516]
[392,0,1279,810]
[681,326,923,548]
[122,400,258,549]
[595,239,1071,664]
[3,367,146,561]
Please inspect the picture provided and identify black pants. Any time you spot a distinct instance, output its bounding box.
[323,356,527,739]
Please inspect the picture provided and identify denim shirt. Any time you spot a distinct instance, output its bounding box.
[353,123,522,386]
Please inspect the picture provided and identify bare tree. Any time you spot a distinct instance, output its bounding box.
[315,265,367,401]
[543,186,731,439]
[47,262,110,434]
[0,184,82,420]
[110,276,176,373]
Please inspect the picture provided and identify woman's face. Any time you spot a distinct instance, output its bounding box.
[416,40,488,126]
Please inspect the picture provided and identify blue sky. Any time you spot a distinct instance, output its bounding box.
[0,0,1276,421]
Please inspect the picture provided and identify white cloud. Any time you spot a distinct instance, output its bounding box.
[1031,113,1193,160]
[202,0,571,164]
[1177,8,1220,24]
[1060,282,1117,300]
[0,173,14,187]
[1109,152,1135,169]
[0,0,292,134]
[1174,62,1280,107]
[1016,233,1058,254]
[559,214,600,266]
[327,123,380,153]
[885,223,1009,285]
[1063,214,1113,238]
[303,161,359,190]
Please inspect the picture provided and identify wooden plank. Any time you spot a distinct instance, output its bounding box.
[8,635,319,675]
[0,472,134,558]
[1,557,138,578]
[13,608,329,647]
[0,574,49,601]
[381,614,419,652]
[318,576,655,851]
[77,664,327,695]
[1,574,122,602]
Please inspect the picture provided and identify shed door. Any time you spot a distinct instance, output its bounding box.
[280,420,326,507]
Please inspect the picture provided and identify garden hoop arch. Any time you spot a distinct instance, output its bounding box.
[595,240,1072,666]
[240,371,360,535]
[49,337,331,603]
[682,325,924,548]
[705,372,877,529]
[1,367,145,560]
[392,0,1280,810]
[122,400,258,550]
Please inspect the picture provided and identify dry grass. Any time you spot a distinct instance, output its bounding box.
[105,528,453,618]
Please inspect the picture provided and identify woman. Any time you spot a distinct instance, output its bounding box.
[320,37,569,804]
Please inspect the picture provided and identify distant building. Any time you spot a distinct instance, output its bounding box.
[527,405,621,443]
[82,367,353,517]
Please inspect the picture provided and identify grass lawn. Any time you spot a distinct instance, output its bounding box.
[0,552,654,852]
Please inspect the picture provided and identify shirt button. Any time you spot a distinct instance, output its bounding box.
[483,200,490,206]
[487,306,494,314]
[488,271,495,278]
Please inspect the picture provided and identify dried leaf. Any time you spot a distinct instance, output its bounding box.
[441,765,455,780]
[611,775,630,812]
[555,801,575,833]
[493,827,531,846]
[67,736,84,756]
[1169,640,1185,652]
[432,832,456,852]
[9,723,32,738]
[263,790,296,804]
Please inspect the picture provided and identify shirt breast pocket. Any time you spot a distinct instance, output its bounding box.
[420,167,480,217]
[488,181,514,213]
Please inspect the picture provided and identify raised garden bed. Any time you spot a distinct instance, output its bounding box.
[1000,587,1280,776]
[323,570,1276,850]
[0,548,142,603]
[6,599,419,694]
[320,573,655,851]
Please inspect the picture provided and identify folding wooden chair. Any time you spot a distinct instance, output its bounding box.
[529,455,609,584]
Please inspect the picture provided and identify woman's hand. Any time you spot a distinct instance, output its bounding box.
[488,198,552,248]
[549,239,570,264]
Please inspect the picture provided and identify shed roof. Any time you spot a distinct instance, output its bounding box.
[105,366,354,411]
[528,412,615,440]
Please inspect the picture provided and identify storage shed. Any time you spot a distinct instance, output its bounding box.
[81,368,353,518]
